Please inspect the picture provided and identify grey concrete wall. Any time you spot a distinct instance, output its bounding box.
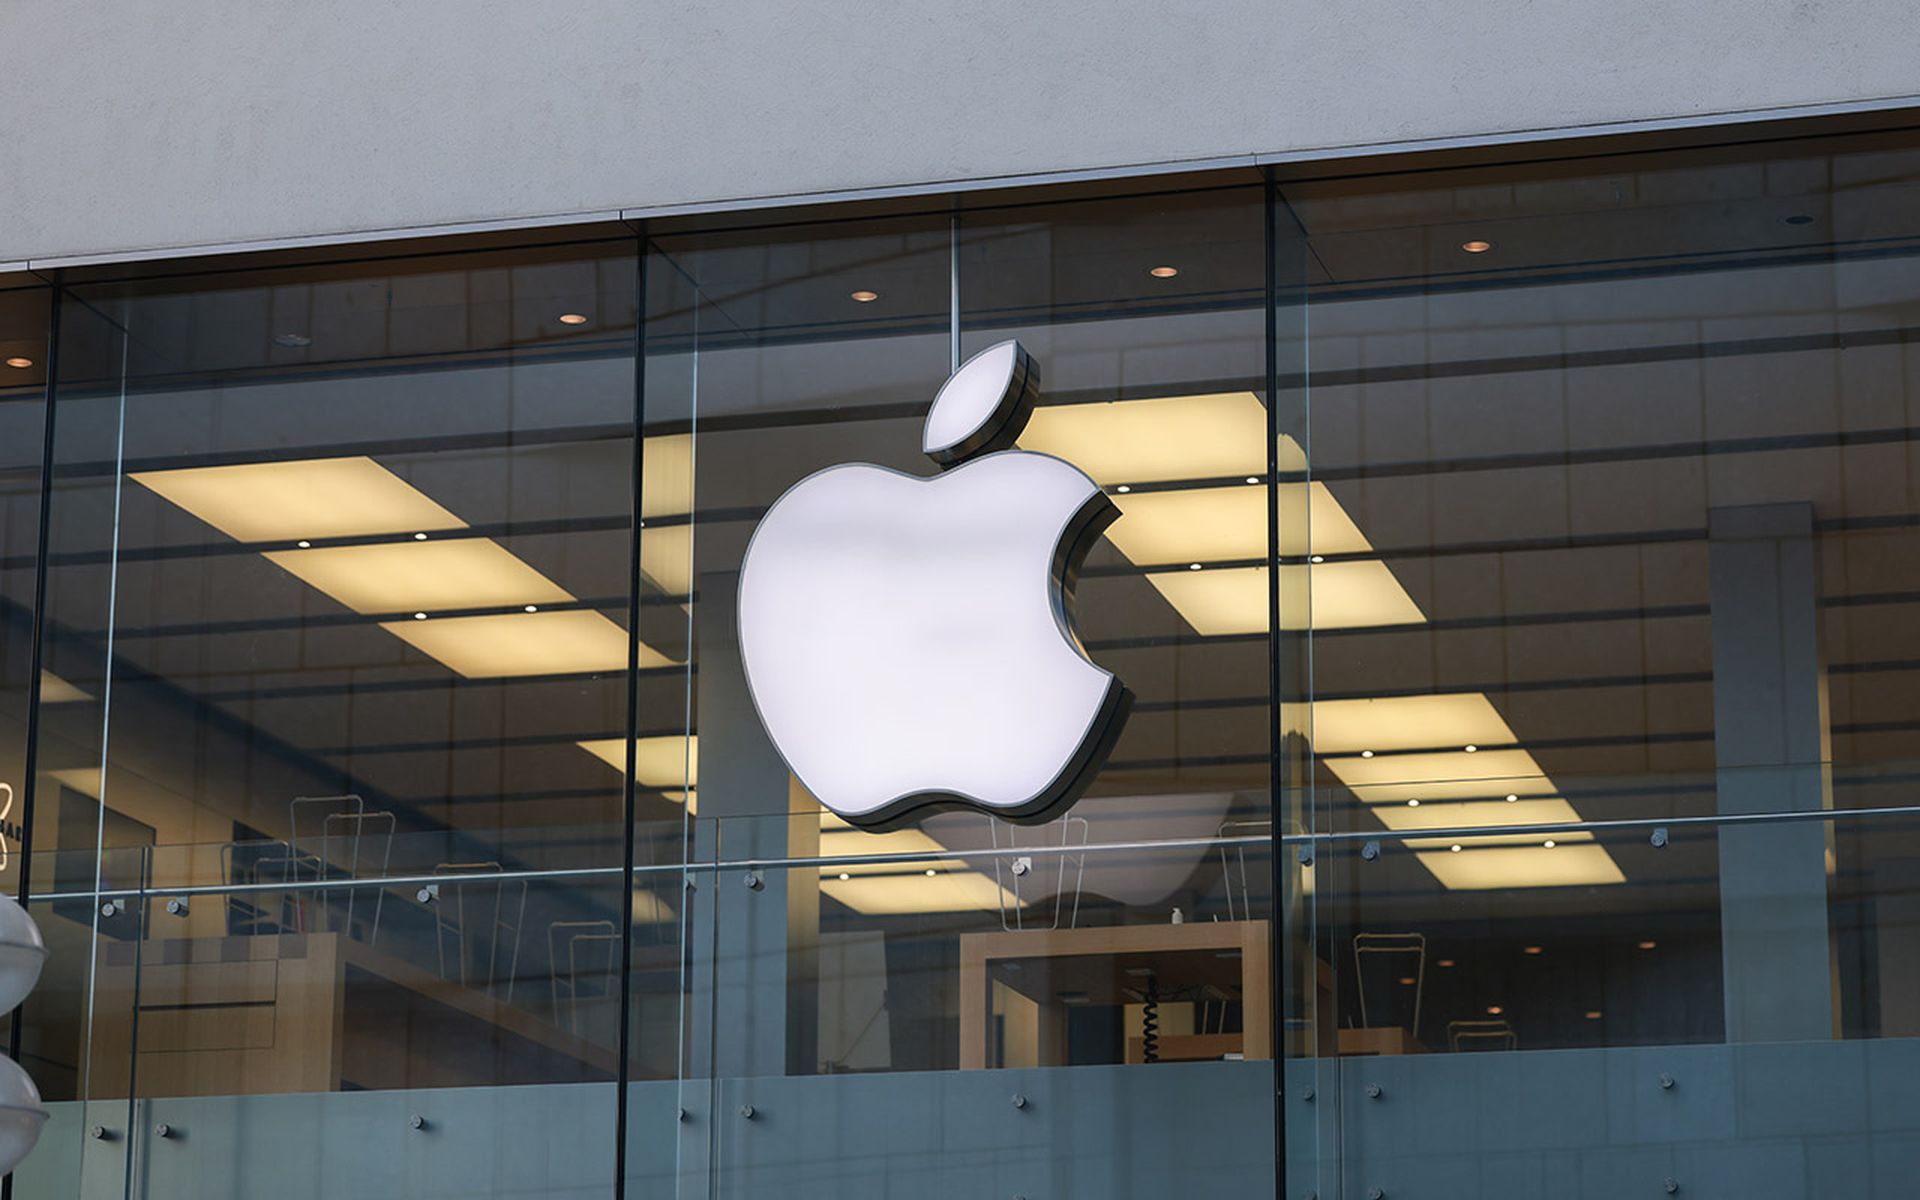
[5,1,1920,264]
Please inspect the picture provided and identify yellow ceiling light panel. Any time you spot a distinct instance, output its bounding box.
[39,672,92,704]
[1107,481,1383,564]
[1372,797,1585,832]
[263,538,574,615]
[576,734,698,789]
[817,828,952,876]
[131,456,467,543]
[49,766,103,799]
[642,434,694,519]
[1311,693,1519,756]
[1323,748,1543,797]
[1143,561,1423,637]
[821,869,1023,915]
[382,609,672,678]
[1016,392,1267,484]
[1416,843,1625,890]
[640,523,692,595]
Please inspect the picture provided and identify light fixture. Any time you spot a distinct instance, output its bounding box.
[1505,794,1518,802]
[1464,744,1478,753]
[1187,562,1202,571]
[1115,485,1131,494]
[558,313,589,325]
[925,868,938,877]
[3,357,32,370]
[1638,940,1657,951]
[413,531,428,541]
[1148,266,1179,278]
[263,538,574,615]
[1398,976,1415,985]
[1450,844,1463,853]
[383,609,671,677]
[0,894,47,1016]
[525,605,538,613]
[1406,799,1420,807]
[0,1057,46,1176]
[838,872,851,881]
[1310,555,1325,564]
[1585,1010,1604,1020]
[1524,946,1542,956]
[0,893,48,1175]
[576,735,698,789]
[1485,1005,1504,1016]
[1542,839,1557,849]
[412,612,427,620]
[1461,240,1493,254]
[1437,959,1456,968]
[1245,476,1261,485]
[296,540,311,548]
[849,290,880,303]
[132,456,467,543]
[1360,750,1374,758]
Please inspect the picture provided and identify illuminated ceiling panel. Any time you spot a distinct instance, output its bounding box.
[820,869,1021,915]
[1017,392,1267,484]
[382,610,670,678]
[131,457,467,543]
[39,672,92,704]
[577,734,699,789]
[263,539,574,615]
[640,524,692,595]
[1416,842,1625,890]
[1107,481,1375,565]
[1144,562,1423,636]
[642,434,694,519]
[1312,693,1518,756]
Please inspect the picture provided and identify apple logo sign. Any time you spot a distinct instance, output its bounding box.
[738,340,1132,829]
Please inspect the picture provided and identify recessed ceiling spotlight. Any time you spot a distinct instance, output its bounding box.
[296,540,311,549]
[272,333,312,348]
[1406,799,1420,807]
[1398,976,1416,985]
[1460,240,1493,254]
[924,868,938,877]
[1637,940,1657,951]
[1449,844,1463,853]
[559,313,589,325]
[1115,485,1131,494]
[838,872,851,881]
[1485,1004,1504,1016]
[412,612,427,621]
[1309,554,1325,564]
[1585,1010,1604,1020]
[1542,839,1557,849]
[1463,744,1478,753]
[1360,749,1374,759]
[413,532,428,541]
[1148,266,1180,278]
[524,605,538,613]
[1524,946,1543,955]
[1437,959,1456,968]
[4,356,33,369]
[1505,793,1518,802]
[1188,562,1203,571]
[1245,476,1261,485]
[850,290,880,303]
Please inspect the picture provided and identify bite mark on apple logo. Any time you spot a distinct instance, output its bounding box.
[738,340,1132,829]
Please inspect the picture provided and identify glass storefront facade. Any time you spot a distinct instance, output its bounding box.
[1,120,1919,1197]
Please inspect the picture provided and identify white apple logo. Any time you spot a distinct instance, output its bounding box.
[738,340,1131,829]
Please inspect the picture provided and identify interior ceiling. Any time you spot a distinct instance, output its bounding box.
[6,136,1920,907]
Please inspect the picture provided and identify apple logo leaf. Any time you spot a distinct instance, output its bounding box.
[921,340,1041,467]
[738,340,1131,829]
